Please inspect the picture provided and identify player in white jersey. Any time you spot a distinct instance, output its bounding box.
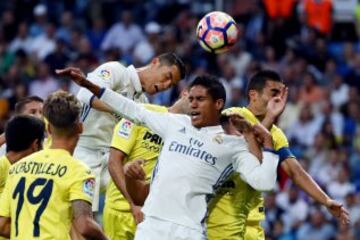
[56,52,186,211]
[66,73,280,240]
[0,96,44,156]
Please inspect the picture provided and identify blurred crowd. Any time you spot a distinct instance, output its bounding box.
[0,0,360,239]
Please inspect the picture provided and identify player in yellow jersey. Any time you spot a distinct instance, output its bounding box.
[104,94,189,240]
[207,70,350,240]
[0,115,45,240]
[0,91,108,240]
[0,96,44,156]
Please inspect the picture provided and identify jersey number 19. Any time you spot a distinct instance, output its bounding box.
[12,177,54,237]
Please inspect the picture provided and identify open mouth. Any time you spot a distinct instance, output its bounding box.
[154,85,159,93]
[191,112,200,120]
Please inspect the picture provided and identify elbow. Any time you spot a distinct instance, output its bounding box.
[247,173,277,191]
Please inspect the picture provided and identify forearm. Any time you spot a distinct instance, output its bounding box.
[243,133,262,162]
[286,161,331,205]
[243,151,279,191]
[74,217,108,240]
[0,217,11,238]
[261,115,276,130]
[108,155,135,206]
[100,88,145,124]
[0,134,5,147]
[125,175,149,206]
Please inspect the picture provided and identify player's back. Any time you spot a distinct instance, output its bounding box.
[1,148,94,240]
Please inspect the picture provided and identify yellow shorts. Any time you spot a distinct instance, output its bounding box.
[103,206,136,240]
[244,222,265,240]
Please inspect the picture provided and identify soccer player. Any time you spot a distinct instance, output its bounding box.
[0,91,108,240]
[0,96,44,156]
[56,52,186,212]
[207,70,350,240]
[0,115,44,240]
[66,73,281,239]
[104,94,189,240]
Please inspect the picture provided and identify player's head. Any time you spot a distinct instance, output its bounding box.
[5,115,45,154]
[188,75,226,128]
[15,96,44,119]
[43,90,82,138]
[247,70,284,115]
[140,52,186,95]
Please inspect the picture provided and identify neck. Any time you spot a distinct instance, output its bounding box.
[6,150,33,165]
[50,136,78,155]
[136,66,149,90]
[247,104,265,120]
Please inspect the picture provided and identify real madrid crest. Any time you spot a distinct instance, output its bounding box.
[213,134,223,144]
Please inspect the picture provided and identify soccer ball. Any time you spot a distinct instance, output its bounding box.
[196,11,239,54]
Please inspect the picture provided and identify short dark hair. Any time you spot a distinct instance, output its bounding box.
[247,70,283,95]
[189,75,226,106]
[6,115,45,152]
[43,91,81,137]
[158,52,186,80]
[15,96,43,114]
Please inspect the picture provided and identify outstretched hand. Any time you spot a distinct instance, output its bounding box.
[266,87,288,120]
[55,67,87,87]
[326,199,350,227]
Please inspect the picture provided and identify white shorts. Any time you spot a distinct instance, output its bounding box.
[73,145,110,212]
[135,216,206,240]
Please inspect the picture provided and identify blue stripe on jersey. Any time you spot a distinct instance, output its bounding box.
[277,147,295,163]
[150,159,160,185]
[80,103,91,122]
[212,164,234,193]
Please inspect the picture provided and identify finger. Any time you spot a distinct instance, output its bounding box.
[281,87,289,102]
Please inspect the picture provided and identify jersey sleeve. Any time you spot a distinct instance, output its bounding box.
[77,62,125,105]
[69,165,96,204]
[0,178,11,217]
[100,88,171,138]
[111,118,139,155]
[232,148,279,191]
[272,127,295,163]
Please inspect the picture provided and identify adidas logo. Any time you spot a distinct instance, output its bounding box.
[179,127,186,134]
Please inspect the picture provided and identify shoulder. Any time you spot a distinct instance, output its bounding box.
[270,124,289,144]
[69,157,93,176]
[222,107,246,115]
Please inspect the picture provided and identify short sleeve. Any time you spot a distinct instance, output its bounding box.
[77,62,125,105]
[272,127,295,162]
[0,179,11,217]
[111,119,139,155]
[69,165,95,204]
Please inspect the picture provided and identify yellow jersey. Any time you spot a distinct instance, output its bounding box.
[0,155,11,196]
[0,148,95,240]
[105,104,168,211]
[207,107,295,239]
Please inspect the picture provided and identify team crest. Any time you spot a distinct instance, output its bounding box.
[213,135,223,144]
[118,120,133,139]
[83,178,95,198]
[98,69,111,80]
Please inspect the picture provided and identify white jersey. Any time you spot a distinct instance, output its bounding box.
[76,62,148,149]
[0,144,5,156]
[100,88,279,232]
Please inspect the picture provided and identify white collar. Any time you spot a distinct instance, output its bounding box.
[200,125,224,134]
[127,65,142,93]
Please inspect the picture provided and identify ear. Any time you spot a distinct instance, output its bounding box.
[47,124,53,135]
[77,122,83,134]
[215,99,225,111]
[150,57,159,66]
[248,90,258,101]
[30,138,42,152]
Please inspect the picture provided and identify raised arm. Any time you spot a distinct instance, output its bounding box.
[56,68,170,137]
[233,124,279,191]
